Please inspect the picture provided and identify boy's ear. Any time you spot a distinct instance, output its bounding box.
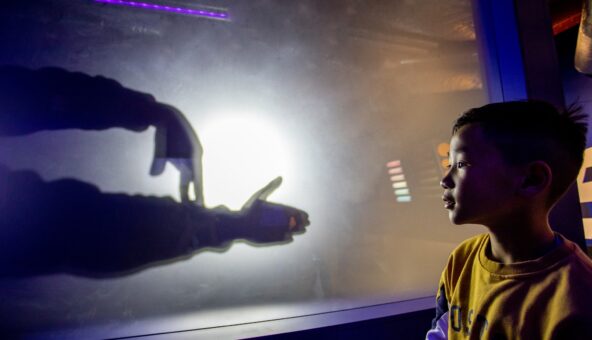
[518,161,552,197]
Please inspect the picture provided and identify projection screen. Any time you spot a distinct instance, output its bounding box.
[0,0,487,338]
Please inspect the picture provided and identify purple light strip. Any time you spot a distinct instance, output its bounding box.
[94,0,229,20]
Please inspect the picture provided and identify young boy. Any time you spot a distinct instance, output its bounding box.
[427,100,592,339]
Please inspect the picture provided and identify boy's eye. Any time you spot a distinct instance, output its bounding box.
[446,161,469,169]
[457,161,469,169]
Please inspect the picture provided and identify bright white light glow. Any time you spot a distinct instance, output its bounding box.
[394,188,409,196]
[390,174,405,182]
[199,114,292,210]
[388,167,403,175]
[392,181,408,189]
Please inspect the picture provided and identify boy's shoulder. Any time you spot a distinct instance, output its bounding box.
[447,233,489,262]
[559,236,592,278]
[441,233,489,283]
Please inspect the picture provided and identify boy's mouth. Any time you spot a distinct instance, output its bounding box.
[442,195,455,209]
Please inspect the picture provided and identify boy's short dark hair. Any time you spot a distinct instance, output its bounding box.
[452,100,588,205]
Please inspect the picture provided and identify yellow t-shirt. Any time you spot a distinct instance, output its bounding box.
[433,233,592,340]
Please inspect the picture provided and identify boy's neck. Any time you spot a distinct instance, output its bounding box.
[486,217,557,264]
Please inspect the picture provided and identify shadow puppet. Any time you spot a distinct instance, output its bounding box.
[0,65,309,278]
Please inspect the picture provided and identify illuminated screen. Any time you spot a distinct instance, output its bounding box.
[0,0,487,337]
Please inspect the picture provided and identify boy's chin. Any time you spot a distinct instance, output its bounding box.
[448,210,469,225]
[445,202,467,224]
[449,211,484,226]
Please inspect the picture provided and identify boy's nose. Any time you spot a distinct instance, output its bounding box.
[440,173,453,189]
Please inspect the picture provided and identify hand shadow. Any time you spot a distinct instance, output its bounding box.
[0,65,310,278]
[0,165,309,278]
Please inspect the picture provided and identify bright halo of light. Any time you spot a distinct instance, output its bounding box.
[199,114,292,210]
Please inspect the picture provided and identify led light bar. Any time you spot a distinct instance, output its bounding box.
[94,0,230,20]
[386,159,412,203]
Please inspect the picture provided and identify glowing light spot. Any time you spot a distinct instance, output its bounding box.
[437,143,450,157]
[390,174,405,182]
[392,181,408,189]
[395,188,409,196]
[93,0,230,20]
[396,196,412,202]
[386,160,401,168]
[200,115,291,210]
[388,167,403,175]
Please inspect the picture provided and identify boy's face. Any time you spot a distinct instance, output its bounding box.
[441,124,523,226]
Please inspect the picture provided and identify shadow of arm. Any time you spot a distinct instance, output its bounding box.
[0,166,308,278]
